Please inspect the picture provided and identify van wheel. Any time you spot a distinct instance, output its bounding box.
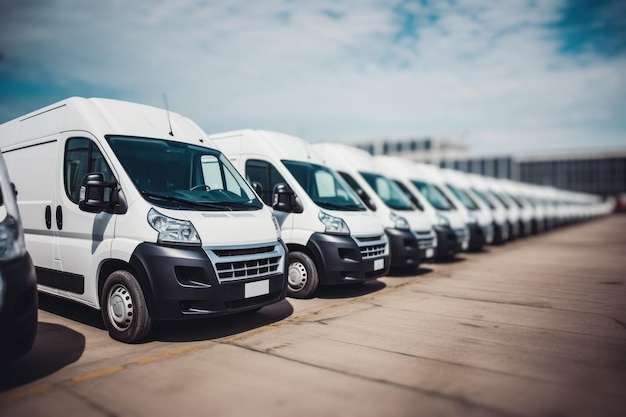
[287,251,319,299]
[101,270,152,343]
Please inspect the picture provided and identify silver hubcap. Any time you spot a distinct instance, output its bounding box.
[108,284,134,331]
[288,261,307,291]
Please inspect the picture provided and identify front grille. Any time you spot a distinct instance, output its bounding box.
[415,229,436,249]
[212,246,275,257]
[353,234,388,259]
[203,242,285,284]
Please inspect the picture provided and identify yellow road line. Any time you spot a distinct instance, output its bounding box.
[0,384,52,404]
[72,365,124,382]
[135,344,206,365]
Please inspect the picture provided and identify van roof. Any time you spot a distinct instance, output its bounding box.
[0,97,210,150]
[313,142,374,172]
[210,129,325,164]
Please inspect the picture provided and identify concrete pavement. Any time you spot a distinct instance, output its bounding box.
[1,215,625,417]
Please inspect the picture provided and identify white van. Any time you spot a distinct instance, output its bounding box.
[0,97,287,343]
[373,156,469,259]
[464,173,510,244]
[210,130,390,298]
[313,143,436,269]
[483,177,522,239]
[439,168,495,248]
[499,179,534,236]
[0,152,38,362]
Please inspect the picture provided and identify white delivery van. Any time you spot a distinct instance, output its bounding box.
[439,168,495,248]
[210,130,390,298]
[483,177,522,239]
[464,173,510,244]
[313,143,436,269]
[518,182,547,234]
[498,179,534,236]
[426,167,490,251]
[373,156,469,259]
[0,97,287,343]
[0,152,38,362]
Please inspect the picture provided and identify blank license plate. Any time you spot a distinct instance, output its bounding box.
[245,280,269,298]
[374,258,384,271]
[426,248,434,258]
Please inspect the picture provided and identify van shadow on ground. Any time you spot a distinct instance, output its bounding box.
[147,299,294,343]
[0,322,86,392]
[386,266,434,278]
[315,279,387,299]
[36,292,295,345]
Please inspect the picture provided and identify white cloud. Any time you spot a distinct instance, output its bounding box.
[1,0,624,154]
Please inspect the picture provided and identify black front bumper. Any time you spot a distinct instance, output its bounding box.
[492,222,509,245]
[467,223,486,251]
[129,242,287,320]
[306,232,389,284]
[434,226,461,259]
[386,228,421,268]
[0,253,38,362]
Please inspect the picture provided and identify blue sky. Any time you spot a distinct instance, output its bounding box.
[0,0,625,155]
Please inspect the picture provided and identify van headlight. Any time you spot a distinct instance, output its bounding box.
[436,213,449,227]
[318,211,350,235]
[148,208,201,245]
[0,213,26,262]
[271,215,281,240]
[389,212,410,230]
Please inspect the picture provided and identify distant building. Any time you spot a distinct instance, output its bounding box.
[341,136,626,197]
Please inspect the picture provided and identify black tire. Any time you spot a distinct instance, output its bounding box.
[287,251,319,299]
[101,270,152,343]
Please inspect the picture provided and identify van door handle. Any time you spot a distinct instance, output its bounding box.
[56,205,63,230]
[45,205,52,229]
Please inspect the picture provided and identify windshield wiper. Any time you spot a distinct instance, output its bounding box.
[220,201,263,210]
[318,202,363,211]
[141,191,229,210]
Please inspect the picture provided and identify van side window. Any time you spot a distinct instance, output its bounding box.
[245,160,286,205]
[64,138,116,204]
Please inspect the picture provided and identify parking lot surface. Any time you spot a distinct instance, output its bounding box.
[1,215,625,417]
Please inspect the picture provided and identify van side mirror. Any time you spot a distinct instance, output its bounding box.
[251,181,263,196]
[408,194,423,211]
[78,172,120,214]
[356,189,376,211]
[272,183,302,213]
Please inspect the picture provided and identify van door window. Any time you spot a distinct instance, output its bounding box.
[64,138,116,204]
[245,160,287,205]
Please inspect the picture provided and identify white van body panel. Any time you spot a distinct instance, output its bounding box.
[500,179,534,227]
[465,173,508,226]
[484,177,521,226]
[440,168,495,229]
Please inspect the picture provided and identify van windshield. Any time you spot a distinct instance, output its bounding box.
[282,160,365,211]
[471,187,496,210]
[360,171,414,210]
[445,183,479,211]
[107,136,262,210]
[411,180,454,211]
